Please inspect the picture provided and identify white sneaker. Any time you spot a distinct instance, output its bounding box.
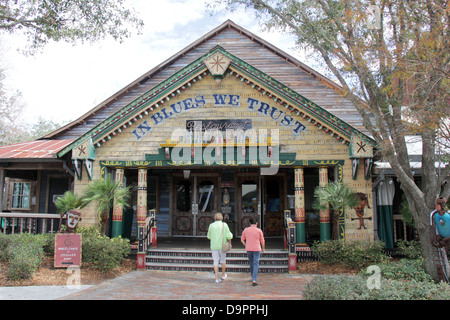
[215,279,222,284]
[220,274,227,280]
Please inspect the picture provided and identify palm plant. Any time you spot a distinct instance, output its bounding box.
[313,182,359,240]
[82,175,131,236]
[54,191,83,214]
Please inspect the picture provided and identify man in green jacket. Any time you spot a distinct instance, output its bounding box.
[207,212,233,283]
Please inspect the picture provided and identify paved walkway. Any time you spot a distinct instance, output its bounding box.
[59,270,314,300]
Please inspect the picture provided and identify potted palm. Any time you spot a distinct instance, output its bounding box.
[82,175,131,236]
[313,182,359,240]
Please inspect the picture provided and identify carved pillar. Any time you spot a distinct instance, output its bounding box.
[319,167,331,242]
[112,168,124,238]
[137,168,147,270]
[294,167,306,244]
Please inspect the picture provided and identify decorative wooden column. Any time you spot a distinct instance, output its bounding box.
[294,168,306,244]
[112,168,124,238]
[319,167,331,242]
[136,168,147,270]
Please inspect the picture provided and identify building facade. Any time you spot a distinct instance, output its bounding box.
[1,21,379,252]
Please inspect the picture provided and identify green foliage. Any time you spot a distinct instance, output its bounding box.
[0,0,144,54]
[82,175,131,235]
[312,182,359,212]
[311,240,387,269]
[79,227,131,272]
[3,234,44,280]
[54,190,84,214]
[396,240,423,259]
[304,276,450,300]
[375,258,433,282]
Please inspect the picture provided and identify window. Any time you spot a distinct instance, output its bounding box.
[4,178,35,211]
[12,182,31,209]
[241,182,257,213]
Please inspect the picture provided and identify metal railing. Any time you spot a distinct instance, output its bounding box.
[0,212,61,235]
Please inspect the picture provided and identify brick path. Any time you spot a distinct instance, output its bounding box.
[60,270,314,300]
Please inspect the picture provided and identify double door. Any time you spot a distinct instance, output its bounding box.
[172,173,285,237]
[237,175,285,237]
[172,175,218,237]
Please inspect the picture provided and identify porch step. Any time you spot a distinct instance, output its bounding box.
[145,248,289,273]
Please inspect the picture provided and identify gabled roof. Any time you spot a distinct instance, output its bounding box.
[57,45,375,158]
[44,20,370,142]
[0,139,74,160]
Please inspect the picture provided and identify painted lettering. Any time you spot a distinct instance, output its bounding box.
[270,106,284,121]
[151,112,165,125]
[132,121,152,140]
[183,98,195,110]
[170,101,183,113]
[257,102,270,115]
[280,114,294,126]
[247,97,259,109]
[293,120,307,135]
[195,95,206,107]
[161,108,174,119]
[213,94,228,105]
[228,94,240,106]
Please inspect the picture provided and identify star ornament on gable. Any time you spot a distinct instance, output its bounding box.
[204,52,231,80]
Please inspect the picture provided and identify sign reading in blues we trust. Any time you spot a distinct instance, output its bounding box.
[131,94,307,140]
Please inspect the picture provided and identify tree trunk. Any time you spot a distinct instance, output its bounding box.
[100,209,109,236]
[412,201,447,282]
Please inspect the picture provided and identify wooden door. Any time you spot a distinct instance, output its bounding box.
[172,175,218,236]
[172,177,193,236]
[195,177,218,236]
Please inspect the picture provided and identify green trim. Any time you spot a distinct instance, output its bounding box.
[99,153,344,168]
[58,46,375,158]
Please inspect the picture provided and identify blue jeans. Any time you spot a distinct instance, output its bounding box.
[247,251,261,282]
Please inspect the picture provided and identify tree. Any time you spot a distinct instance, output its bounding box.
[82,175,131,236]
[208,0,449,280]
[0,0,144,54]
[313,182,359,240]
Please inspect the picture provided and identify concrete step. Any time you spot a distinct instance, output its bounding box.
[145,248,289,273]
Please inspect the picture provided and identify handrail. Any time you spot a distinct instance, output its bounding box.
[138,216,156,242]
[0,212,61,234]
[0,212,60,219]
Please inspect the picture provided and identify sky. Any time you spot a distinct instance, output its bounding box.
[0,0,312,126]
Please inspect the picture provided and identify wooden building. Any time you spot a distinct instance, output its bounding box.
[1,21,379,267]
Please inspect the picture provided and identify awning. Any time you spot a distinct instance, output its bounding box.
[0,139,74,160]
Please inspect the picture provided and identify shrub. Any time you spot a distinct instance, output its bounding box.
[396,240,422,259]
[0,233,12,261]
[375,258,433,282]
[304,275,450,300]
[311,240,387,269]
[79,227,131,272]
[5,234,44,280]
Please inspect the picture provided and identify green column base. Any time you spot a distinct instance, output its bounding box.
[295,222,306,244]
[320,222,330,242]
[112,221,123,238]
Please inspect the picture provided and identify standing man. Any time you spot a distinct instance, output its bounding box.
[241,218,265,286]
[207,212,233,284]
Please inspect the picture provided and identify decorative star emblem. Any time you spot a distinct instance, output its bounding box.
[204,52,231,76]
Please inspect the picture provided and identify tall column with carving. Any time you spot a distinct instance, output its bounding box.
[294,167,306,245]
[319,167,331,242]
[137,168,148,270]
[112,168,125,238]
